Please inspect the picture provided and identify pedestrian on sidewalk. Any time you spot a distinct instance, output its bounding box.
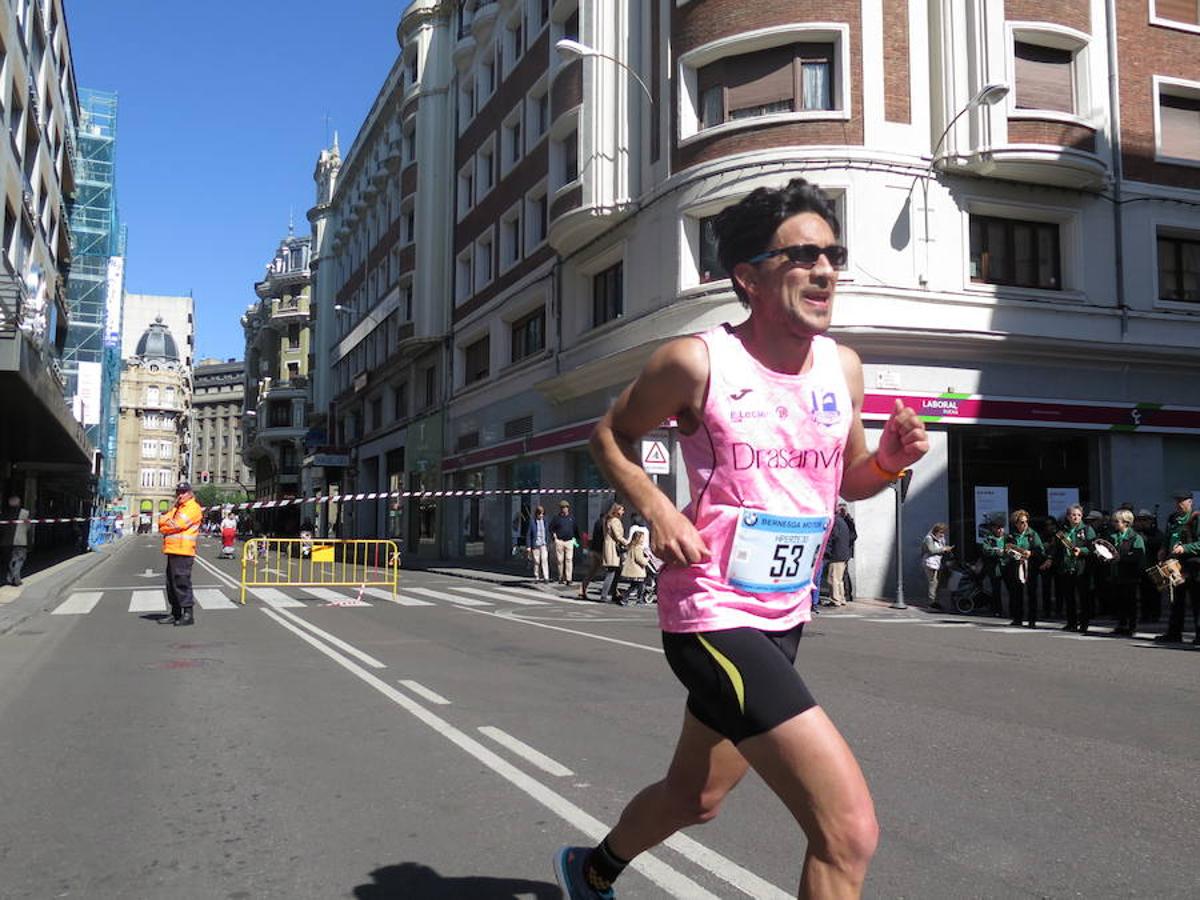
[839,502,857,601]
[921,522,953,610]
[580,512,607,600]
[159,481,202,626]
[599,502,629,603]
[527,505,551,581]
[548,499,582,585]
[823,508,852,606]
[617,529,649,605]
[1,495,31,586]
[979,515,1007,617]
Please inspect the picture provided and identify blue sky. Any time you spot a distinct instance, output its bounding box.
[67,1,409,361]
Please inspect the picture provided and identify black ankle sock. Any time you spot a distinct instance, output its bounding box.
[584,837,630,890]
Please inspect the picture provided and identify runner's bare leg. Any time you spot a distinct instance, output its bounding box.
[738,705,878,898]
[605,710,749,860]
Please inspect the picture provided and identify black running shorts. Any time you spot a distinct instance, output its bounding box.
[661,623,816,744]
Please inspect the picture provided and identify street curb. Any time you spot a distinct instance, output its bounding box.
[0,539,127,636]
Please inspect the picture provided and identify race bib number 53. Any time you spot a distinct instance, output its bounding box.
[726,511,830,594]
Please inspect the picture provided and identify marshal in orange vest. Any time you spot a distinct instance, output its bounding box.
[159,492,202,557]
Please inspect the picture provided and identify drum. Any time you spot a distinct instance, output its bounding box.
[1092,538,1118,561]
[1146,558,1185,590]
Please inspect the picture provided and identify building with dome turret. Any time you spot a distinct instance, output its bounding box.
[115,316,191,531]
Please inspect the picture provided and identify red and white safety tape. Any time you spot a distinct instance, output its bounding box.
[0,486,617,524]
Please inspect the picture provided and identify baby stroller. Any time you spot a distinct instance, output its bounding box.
[946,559,994,614]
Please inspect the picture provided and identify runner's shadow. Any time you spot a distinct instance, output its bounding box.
[139,613,174,623]
[352,862,560,899]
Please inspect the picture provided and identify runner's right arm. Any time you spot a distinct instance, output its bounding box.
[589,337,712,567]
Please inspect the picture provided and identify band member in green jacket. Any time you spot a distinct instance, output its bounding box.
[1004,509,1045,628]
[1105,509,1146,637]
[1052,504,1095,632]
[979,516,1008,618]
[1154,490,1200,644]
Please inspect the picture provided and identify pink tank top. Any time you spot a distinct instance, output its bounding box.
[657,324,852,633]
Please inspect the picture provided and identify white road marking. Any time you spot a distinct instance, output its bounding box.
[306,587,370,606]
[864,617,927,624]
[360,586,435,607]
[468,607,664,654]
[924,622,975,628]
[478,726,574,777]
[247,587,305,608]
[817,613,864,618]
[489,584,562,602]
[269,607,386,669]
[52,592,103,615]
[405,586,491,607]
[991,626,1050,635]
[194,588,238,610]
[664,832,791,900]
[129,590,167,613]
[453,585,547,606]
[398,679,451,705]
[261,609,724,899]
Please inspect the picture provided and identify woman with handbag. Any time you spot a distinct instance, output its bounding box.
[599,502,628,603]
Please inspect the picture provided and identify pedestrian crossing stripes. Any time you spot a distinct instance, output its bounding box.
[48,582,588,616]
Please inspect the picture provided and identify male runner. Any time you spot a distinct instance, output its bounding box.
[553,178,928,899]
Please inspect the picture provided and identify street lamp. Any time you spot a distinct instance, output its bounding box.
[919,82,1009,283]
[929,82,1010,165]
[554,38,653,106]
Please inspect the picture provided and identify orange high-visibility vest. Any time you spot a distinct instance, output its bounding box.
[159,496,202,556]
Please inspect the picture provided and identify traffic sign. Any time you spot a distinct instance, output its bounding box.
[641,439,670,474]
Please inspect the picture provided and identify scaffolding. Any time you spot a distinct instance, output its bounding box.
[64,88,123,499]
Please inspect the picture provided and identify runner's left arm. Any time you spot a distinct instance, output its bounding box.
[836,345,929,501]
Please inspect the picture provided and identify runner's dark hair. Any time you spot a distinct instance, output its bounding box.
[713,178,842,306]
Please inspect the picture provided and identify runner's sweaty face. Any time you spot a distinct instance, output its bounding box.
[744,212,839,338]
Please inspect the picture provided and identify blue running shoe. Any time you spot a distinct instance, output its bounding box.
[553,845,615,900]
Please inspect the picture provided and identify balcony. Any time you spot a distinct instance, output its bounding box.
[471,0,498,39]
[270,296,308,322]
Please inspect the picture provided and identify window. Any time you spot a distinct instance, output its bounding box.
[371,396,384,431]
[456,248,474,301]
[480,53,496,101]
[511,308,545,361]
[563,8,579,42]
[457,161,474,216]
[157,470,173,488]
[1014,41,1074,114]
[403,282,414,320]
[1159,89,1200,162]
[406,44,420,87]
[527,189,548,246]
[145,385,160,406]
[142,439,157,459]
[1153,0,1200,27]
[560,130,578,184]
[403,120,417,164]
[464,336,490,384]
[287,323,301,348]
[536,0,551,30]
[478,142,495,195]
[476,233,494,288]
[159,440,173,459]
[969,215,1061,290]
[1158,233,1200,303]
[459,82,475,131]
[699,216,726,283]
[394,382,409,419]
[699,43,834,130]
[503,108,523,172]
[534,91,550,138]
[504,17,524,73]
[164,387,176,407]
[501,205,523,269]
[140,468,155,488]
[423,365,437,408]
[592,261,624,325]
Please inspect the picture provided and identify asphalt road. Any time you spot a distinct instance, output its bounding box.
[1,535,1197,899]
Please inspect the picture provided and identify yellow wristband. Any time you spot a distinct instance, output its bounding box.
[870,454,904,482]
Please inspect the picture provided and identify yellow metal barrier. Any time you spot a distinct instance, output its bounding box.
[239,538,400,605]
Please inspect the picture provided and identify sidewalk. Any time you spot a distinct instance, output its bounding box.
[0,537,126,635]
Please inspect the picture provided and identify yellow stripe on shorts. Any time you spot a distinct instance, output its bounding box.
[696,634,745,714]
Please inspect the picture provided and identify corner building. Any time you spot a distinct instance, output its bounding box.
[313,1,1200,593]
[241,231,313,534]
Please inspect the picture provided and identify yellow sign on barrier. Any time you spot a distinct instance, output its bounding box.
[239,538,400,605]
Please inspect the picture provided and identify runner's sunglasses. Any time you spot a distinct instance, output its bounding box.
[745,243,848,268]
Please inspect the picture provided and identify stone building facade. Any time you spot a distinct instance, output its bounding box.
[191,358,252,498]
